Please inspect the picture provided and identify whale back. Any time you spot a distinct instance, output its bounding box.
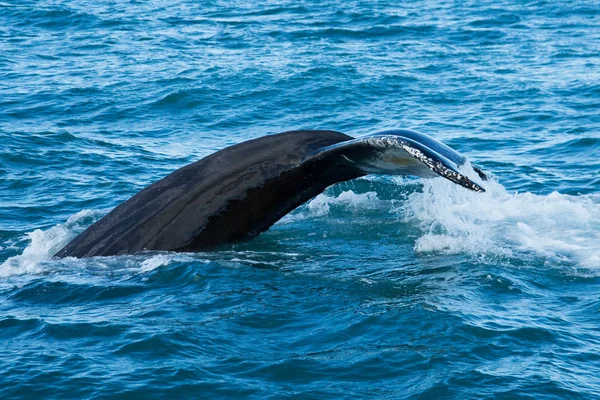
[55,130,357,258]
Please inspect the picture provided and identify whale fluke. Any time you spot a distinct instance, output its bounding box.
[55,129,485,258]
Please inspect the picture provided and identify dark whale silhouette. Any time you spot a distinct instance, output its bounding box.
[55,129,486,258]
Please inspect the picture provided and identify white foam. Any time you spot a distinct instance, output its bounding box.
[307,190,382,216]
[139,254,174,273]
[401,176,600,268]
[278,189,385,223]
[0,209,106,277]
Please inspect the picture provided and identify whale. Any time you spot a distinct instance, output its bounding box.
[54,129,486,258]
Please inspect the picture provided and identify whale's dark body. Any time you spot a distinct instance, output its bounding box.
[55,129,485,258]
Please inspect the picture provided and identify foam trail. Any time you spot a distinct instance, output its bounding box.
[402,173,600,268]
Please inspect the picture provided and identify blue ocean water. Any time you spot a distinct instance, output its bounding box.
[1,0,600,398]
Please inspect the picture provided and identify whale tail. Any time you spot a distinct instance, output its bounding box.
[309,129,486,192]
[55,129,486,258]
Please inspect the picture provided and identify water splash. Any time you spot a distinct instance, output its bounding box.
[402,177,600,268]
[0,209,105,277]
[139,254,178,273]
[279,189,385,223]
[306,190,383,217]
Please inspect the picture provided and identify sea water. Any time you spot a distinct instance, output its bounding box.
[1,1,599,398]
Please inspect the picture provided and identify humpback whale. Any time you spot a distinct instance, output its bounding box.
[55,129,486,258]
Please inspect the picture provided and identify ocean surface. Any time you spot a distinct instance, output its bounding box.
[1,0,600,398]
